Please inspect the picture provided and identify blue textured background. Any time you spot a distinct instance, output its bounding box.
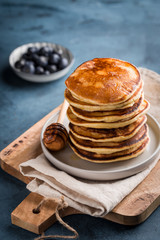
[0,0,160,239]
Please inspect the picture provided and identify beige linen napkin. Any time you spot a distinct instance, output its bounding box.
[20,154,159,217]
[20,67,160,217]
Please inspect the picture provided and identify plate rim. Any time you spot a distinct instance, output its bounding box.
[40,112,160,176]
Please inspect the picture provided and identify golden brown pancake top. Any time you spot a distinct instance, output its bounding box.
[65,58,140,105]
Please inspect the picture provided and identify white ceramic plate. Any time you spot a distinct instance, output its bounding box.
[9,42,74,83]
[40,113,160,180]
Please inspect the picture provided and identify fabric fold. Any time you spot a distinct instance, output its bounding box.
[20,153,159,217]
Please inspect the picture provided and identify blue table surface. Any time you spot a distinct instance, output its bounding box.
[0,0,160,239]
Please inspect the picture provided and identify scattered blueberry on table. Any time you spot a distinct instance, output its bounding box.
[14,46,69,75]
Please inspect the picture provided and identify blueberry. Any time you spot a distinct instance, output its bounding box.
[46,65,57,73]
[58,57,69,70]
[21,61,35,74]
[22,53,32,60]
[38,46,52,56]
[27,47,38,54]
[15,59,26,69]
[35,66,44,74]
[35,56,48,67]
[49,53,60,65]
[44,70,50,75]
[15,60,21,69]
[31,53,39,62]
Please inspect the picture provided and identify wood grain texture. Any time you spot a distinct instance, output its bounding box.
[0,105,61,184]
[11,192,58,234]
[11,192,82,234]
[1,103,160,229]
[1,68,160,232]
[107,159,160,225]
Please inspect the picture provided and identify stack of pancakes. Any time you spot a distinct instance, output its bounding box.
[65,58,150,163]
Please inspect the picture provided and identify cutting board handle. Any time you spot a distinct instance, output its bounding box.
[11,192,80,234]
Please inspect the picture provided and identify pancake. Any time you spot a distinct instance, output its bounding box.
[65,58,141,105]
[64,58,150,163]
[70,95,143,122]
[67,99,149,129]
[69,137,149,163]
[69,115,147,142]
[69,124,148,154]
[64,80,143,111]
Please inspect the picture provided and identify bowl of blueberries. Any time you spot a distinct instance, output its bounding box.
[9,42,74,82]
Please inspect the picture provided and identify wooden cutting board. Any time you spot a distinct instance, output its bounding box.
[1,104,160,235]
[1,66,160,235]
